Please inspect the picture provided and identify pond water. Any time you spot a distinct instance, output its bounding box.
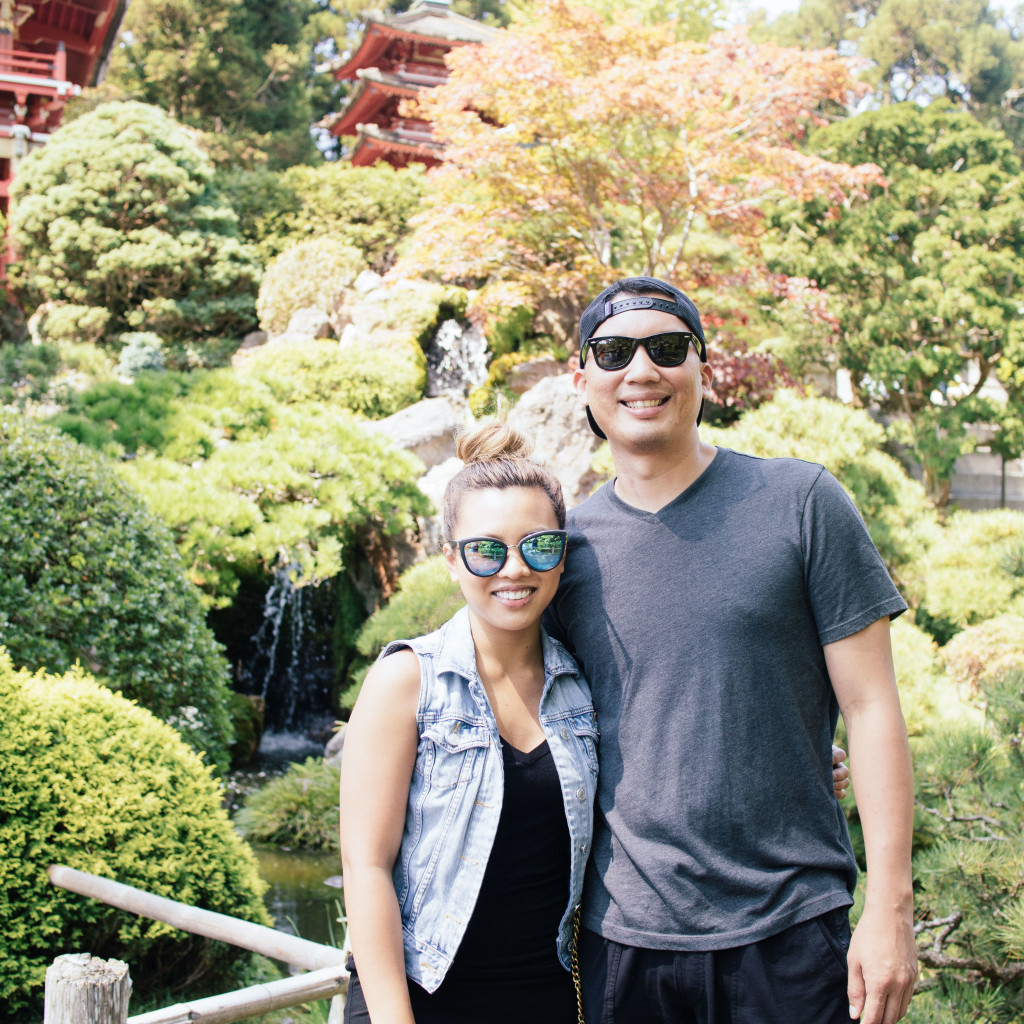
[253,845,346,972]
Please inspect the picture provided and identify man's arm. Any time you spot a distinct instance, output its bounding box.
[825,617,917,1024]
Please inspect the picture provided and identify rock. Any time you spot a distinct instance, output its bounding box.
[506,357,566,394]
[354,269,383,294]
[368,396,465,469]
[240,329,268,350]
[282,307,332,341]
[324,723,346,765]
[338,322,361,347]
[416,456,462,552]
[510,373,605,506]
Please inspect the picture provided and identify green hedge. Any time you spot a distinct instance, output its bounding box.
[240,337,425,418]
[0,654,270,1020]
[0,413,233,768]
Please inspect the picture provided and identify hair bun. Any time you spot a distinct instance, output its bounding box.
[455,420,533,465]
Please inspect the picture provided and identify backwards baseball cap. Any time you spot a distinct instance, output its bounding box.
[578,277,708,439]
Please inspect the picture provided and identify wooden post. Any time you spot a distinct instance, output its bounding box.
[44,953,131,1024]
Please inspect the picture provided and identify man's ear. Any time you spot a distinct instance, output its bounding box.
[573,366,587,402]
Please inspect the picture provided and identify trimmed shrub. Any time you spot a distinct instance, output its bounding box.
[340,556,464,711]
[0,654,270,1021]
[8,101,260,345]
[220,162,426,270]
[942,614,1024,694]
[235,757,341,852]
[0,413,233,769]
[240,338,425,418]
[256,237,364,335]
[116,331,165,377]
[32,303,110,346]
[913,509,1024,644]
[0,340,60,405]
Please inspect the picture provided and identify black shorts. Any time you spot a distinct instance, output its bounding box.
[579,906,852,1024]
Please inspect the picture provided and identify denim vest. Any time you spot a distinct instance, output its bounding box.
[382,606,598,993]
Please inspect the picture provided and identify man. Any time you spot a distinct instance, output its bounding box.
[544,277,917,1024]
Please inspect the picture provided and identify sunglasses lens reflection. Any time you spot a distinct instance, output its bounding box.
[464,539,507,576]
[520,532,565,571]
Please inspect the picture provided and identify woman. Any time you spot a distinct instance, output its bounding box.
[340,414,596,1024]
[339,414,852,1024]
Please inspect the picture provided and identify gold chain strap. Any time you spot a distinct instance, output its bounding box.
[571,906,585,1024]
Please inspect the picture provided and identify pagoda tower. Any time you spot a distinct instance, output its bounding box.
[0,0,126,217]
[321,0,496,168]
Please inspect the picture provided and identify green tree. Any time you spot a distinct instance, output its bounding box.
[50,370,431,608]
[0,655,270,1020]
[8,102,261,355]
[0,414,234,770]
[764,102,1024,501]
[909,652,1024,1020]
[107,0,320,167]
[762,0,1024,149]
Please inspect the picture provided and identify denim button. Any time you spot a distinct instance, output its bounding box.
[561,727,570,740]
[577,787,586,800]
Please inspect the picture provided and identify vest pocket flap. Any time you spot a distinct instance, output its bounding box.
[421,718,491,754]
[567,713,599,741]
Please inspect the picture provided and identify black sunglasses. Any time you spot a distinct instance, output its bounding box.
[581,331,700,371]
[452,530,567,577]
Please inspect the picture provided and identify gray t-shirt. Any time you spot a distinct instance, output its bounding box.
[544,447,907,950]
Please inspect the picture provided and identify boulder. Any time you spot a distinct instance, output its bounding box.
[368,396,465,469]
[281,307,332,342]
[506,357,566,394]
[353,269,383,294]
[511,373,605,506]
[416,457,462,552]
[324,723,346,765]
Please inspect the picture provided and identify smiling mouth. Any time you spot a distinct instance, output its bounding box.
[493,588,535,602]
[622,398,668,409]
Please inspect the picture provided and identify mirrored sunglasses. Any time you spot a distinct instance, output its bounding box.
[454,530,568,577]
[582,331,699,371]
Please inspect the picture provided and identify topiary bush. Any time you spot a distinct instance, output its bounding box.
[8,101,260,347]
[239,337,425,418]
[235,757,341,852]
[0,653,270,1021]
[256,237,364,335]
[220,162,426,270]
[116,331,166,377]
[913,509,1024,645]
[941,614,1024,694]
[0,413,234,769]
[339,556,464,711]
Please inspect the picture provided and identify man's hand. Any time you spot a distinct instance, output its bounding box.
[847,902,918,1023]
[832,744,850,799]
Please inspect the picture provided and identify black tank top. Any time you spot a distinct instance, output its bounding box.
[346,739,576,1024]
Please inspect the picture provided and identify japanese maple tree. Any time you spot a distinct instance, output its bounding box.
[398,0,881,352]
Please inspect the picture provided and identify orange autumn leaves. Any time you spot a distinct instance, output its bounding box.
[396,0,882,333]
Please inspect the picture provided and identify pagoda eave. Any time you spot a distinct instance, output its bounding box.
[350,128,442,168]
[332,22,478,81]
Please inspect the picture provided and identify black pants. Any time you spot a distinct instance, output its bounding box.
[343,957,578,1024]
[579,907,852,1024]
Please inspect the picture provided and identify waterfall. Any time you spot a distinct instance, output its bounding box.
[239,565,335,738]
[425,319,489,396]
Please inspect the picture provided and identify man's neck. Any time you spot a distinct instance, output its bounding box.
[611,438,718,513]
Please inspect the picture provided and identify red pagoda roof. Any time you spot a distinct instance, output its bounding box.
[350,121,444,168]
[322,67,425,137]
[328,0,495,82]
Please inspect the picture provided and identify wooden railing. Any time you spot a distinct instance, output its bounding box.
[46,865,348,1024]
[0,45,66,82]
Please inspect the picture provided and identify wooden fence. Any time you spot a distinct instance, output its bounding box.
[45,865,348,1024]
